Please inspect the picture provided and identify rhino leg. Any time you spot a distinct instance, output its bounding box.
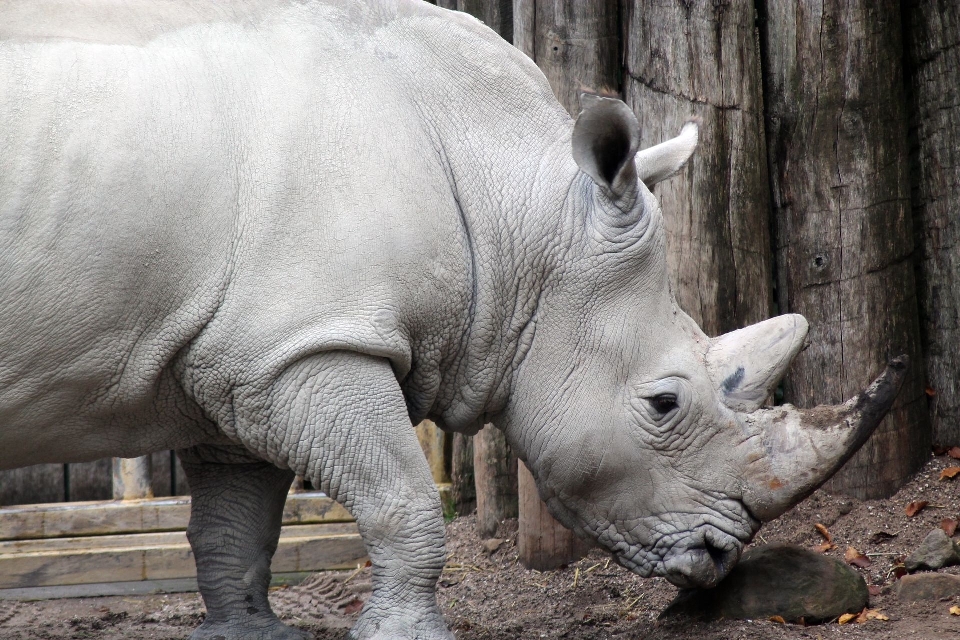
[222,352,452,640]
[178,445,309,640]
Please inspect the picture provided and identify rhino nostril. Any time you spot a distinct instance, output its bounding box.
[704,539,726,568]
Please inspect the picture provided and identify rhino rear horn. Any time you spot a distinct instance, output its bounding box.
[740,356,908,521]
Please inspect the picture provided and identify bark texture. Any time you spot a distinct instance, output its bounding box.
[450,433,476,516]
[517,461,591,571]
[512,0,618,569]
[904,0,960,447]
[473,425,518,538]
[623,0,773,337]
[760,0,930,498]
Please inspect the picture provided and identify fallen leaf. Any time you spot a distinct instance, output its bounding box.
[838,612,858,625]
[342,598,365,615]
[845,546,872,568]
[893,564,908,579]
[869,531,898,544]
[868,585,883,596]
[949,447,960,460]
[864,609,889,621]
[926,386,937,397]
[934,445,951,456]
[906,500,929,517]
[815,523,833,542]
[940,466,960,480]
[941,518,958,537]
[950,605,960,616]
[769,615,786,624]
[814,542,836,553]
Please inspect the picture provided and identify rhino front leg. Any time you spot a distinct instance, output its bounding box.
[178,445,309,640]
[230,352,452,640]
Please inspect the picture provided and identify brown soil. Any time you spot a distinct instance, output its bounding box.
[1,454,958,639]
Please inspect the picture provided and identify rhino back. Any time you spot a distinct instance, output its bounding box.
[0,0,477,463]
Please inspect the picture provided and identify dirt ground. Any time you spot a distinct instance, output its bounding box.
[1,453,958,639]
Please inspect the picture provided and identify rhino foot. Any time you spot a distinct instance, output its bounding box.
[190,619,313,640]
[348,600,453,640]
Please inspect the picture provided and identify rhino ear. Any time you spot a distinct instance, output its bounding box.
[635,119,699,188]
[706,314,809,412]
[572,94,641,206]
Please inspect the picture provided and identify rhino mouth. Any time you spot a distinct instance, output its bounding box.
[596,499,759,590]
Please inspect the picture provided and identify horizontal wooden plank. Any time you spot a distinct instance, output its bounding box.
[0,571,317,601]
[0,491,353,540]
[0,522,359,555]
[0,522,366,589]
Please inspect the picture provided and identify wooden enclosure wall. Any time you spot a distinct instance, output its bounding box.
[0,453,189,507]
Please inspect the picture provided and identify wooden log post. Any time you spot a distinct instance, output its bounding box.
[623,1,773,338]
[511,0,620,569]
[760,0,930,498]
[111,456,153,501]
[904,0,960,447]
[473,425,517,538]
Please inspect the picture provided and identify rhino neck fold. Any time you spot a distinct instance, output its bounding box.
[417,122,577,435]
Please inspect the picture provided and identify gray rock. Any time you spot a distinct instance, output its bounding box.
[660,544,868,623]
[905,529,960,572]
[896,573,960,601]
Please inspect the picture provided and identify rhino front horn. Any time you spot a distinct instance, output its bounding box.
[740,356,908,522]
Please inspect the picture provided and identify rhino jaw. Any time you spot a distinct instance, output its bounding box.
[740,356,908,522]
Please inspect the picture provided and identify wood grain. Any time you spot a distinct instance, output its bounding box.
[903,0,960,447]
[623,0,773,337]
[760,0,930,497]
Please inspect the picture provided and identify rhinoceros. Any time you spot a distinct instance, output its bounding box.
[1,1,905,638]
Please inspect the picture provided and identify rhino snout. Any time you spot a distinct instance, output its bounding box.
[660,527,743,590]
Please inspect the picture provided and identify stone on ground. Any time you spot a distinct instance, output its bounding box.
[660,544,868,623]
[896,573,960,601]
[905,529,960,572]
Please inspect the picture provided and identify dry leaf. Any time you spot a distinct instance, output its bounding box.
[769,615,786,624]
[905,500,929,517]
[950,605,960,616]
[926,386,937,397]
[863,609,889,621]
[867,585,883,596]
[949,446,960,460]
[893,564,908,579]
[814,542,836,553]
[342,598,365,615]
[815,523,833,542]
[940,466,960,480]
[845,546,872,568]
[934,445,951,456]
[838,612,858,625]
[941,518,958,537]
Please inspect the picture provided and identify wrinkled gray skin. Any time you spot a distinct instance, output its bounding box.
[0,1,905,639]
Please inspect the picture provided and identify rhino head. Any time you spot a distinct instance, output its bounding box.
[497,95,906,589]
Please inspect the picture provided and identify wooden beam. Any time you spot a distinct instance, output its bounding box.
[517,462,590,570]
[0,492,353,541]
[0,522,365,589]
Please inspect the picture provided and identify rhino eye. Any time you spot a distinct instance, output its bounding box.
[649,393,678,415]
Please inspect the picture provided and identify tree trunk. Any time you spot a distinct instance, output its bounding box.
[511,0,619,569]
[473,425,518,538]
[622,1,773,337]
[759,0,930,498]
[904,0,960,447]
[517,461,591,571]
[450,433,476,516]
